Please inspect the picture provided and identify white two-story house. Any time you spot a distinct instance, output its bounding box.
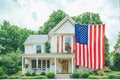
[22,15,77,75]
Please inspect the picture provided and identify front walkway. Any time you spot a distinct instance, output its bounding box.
[56,74,71,79]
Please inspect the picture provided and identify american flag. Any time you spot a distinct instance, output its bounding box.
[74,24,105,69]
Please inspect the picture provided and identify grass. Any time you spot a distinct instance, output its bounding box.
[19,76,47,79]
[88,71,120,79]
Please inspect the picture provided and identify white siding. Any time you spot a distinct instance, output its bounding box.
[55,21,74,34]
[25,44,45,54]
[50,36,57,53]
[25,45,34,54]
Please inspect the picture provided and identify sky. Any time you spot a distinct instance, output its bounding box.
[0,0,120,51]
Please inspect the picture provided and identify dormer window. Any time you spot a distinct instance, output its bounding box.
[36,45,41,53]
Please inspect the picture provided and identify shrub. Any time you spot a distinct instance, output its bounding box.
[31,72,36,76]
[25,72,31,76]
[40,72,46,75]
[1,75,8,79]
[0,67,5,76]
[108,74,120,79]
[104,66,111,72]
[92,70,98,75]
[72,72,80,78]
[81,72,89,78]
[47,72,55,78]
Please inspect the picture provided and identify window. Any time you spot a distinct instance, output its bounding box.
[38,60,41,68]
[32,60,36,68]
[65,37,71,46]
[47,60,50,68]
[42,60,46,70]
[65,37,71,52]
[36,45,41,53]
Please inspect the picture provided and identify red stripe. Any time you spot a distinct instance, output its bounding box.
[61,35,63,53]
[102,24,105,68]
[83,45,85,67]
[86,45,88,68]
[57,36,59,53]
[98,25,101,69]
[79,44,81,65]
[89,25,92,68]
[94,25,96,69]
[75,42,77,65]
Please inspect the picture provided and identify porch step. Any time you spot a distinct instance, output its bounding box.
[56,74,70,79]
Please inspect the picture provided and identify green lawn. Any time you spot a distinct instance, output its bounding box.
[88,71,120,79]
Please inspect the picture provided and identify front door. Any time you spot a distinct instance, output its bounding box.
[62,60,68,73]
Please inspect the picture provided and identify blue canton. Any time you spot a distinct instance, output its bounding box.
[75,24,88,44]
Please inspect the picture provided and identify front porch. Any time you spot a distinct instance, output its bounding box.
[22,53,74,75]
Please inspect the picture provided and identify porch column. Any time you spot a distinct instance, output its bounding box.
[54,57,56,74]
[22,57,24,75]
[72,57,74,73]
[36,57,38,69]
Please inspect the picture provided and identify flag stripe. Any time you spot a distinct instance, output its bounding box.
[96,25,98,69]
[79,44,81,65]
[89,25,92,69]
[94,25,96,69]
[83,45,85,66]
[98,25,101,69]
[75,42,77,65]
[102,24,105,68]
[77,43,79,65]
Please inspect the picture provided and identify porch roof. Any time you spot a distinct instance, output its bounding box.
[21,53,74,58]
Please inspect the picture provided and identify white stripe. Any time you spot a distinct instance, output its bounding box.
[88,26,90,68]
[92,26,94,69]
[77,43,79,65]
[100,25,103,69]
[81,44,83,66]
[96,25,99,69]
[85,45,87,67]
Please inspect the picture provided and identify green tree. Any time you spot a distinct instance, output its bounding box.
[105,37,110,66]
[112,53,120,71]
[45,41,51,53]
[1,50,21,74]
[72,12,102,24]
[0,20,36,54]
[38,10,66,34]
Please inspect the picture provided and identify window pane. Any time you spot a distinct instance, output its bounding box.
[32,60,36,68]
[42,60,46,70]
[65,37,71,46]
[36,45,41,53]
[47,60,50,68]
[38,60,41,68]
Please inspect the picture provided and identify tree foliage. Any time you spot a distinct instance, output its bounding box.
[0,50,22,74]
[38,10,66,34]
[105,37,110,66]
[112,53,120,71]
[72,12,102,24]
[0,20,36,54]
[45,41,51,53]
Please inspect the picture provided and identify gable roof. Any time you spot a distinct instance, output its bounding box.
[24,35,48,45]
[48,15,76,35]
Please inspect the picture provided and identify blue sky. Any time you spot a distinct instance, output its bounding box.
[0,0,120,51]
